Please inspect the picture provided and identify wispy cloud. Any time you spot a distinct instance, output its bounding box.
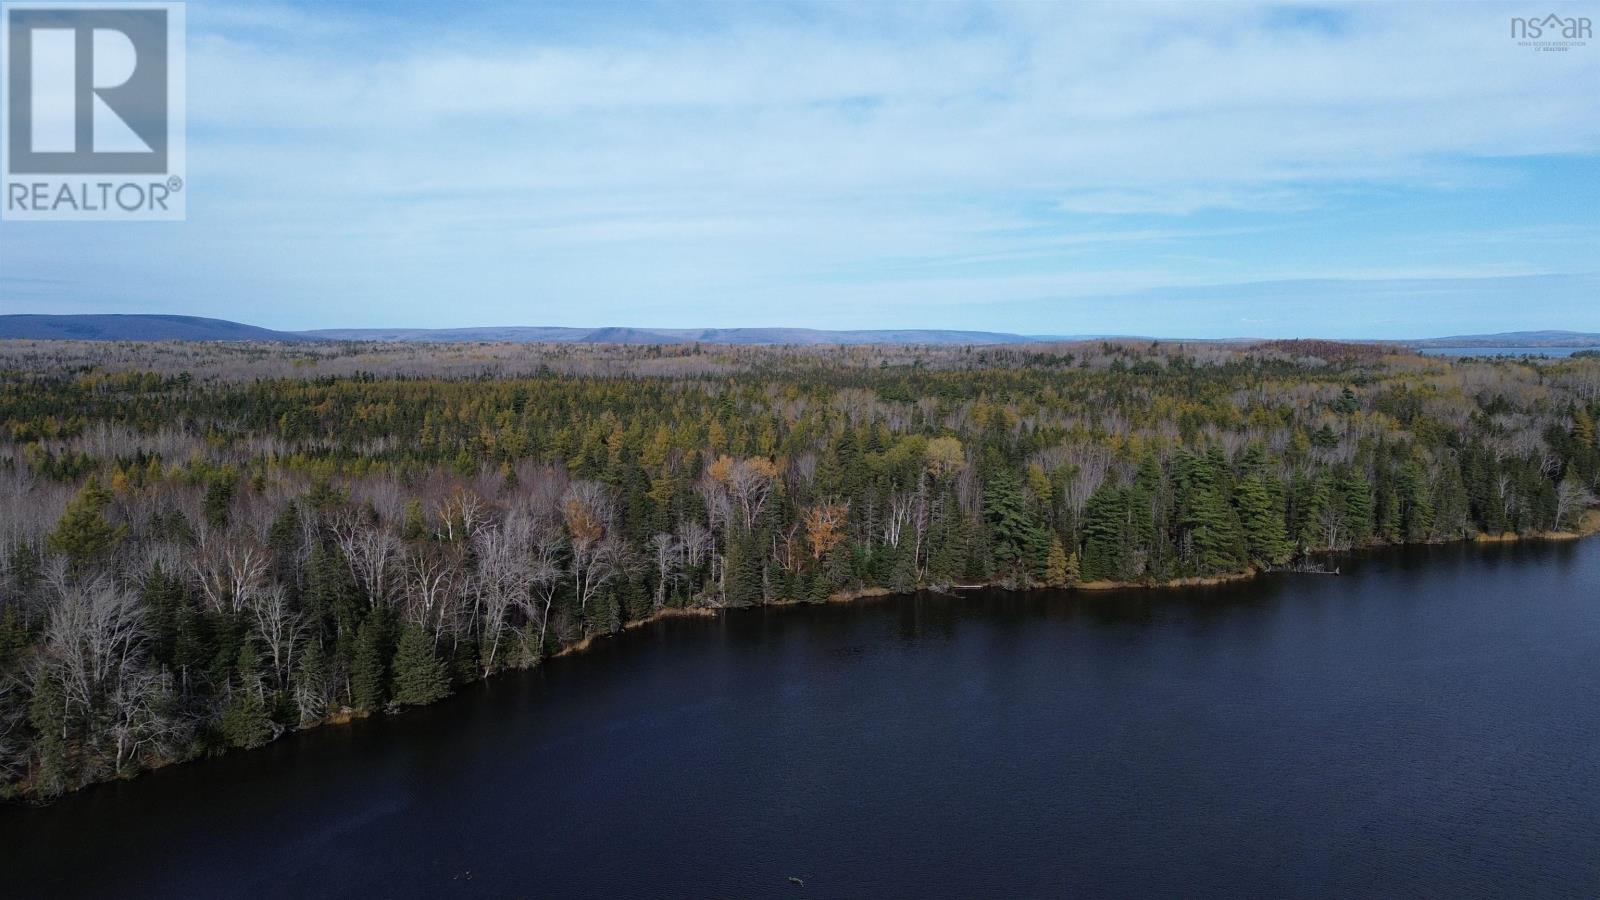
[2,1,1597,335]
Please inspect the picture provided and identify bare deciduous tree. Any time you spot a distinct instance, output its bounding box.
[472,516,535,676]
[191,529,269,614]
[247,584,305,692]
[331,514,401,609]
[1554,477,1597,531]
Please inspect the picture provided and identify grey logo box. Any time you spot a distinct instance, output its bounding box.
[6,8,168,174]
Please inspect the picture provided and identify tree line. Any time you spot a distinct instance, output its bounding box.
[1,339,1597,799]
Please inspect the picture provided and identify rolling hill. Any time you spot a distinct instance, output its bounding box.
[3,315,1598,349]
[302,325,1043,345]
[0,314,316,342]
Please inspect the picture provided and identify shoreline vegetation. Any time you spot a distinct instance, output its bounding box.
[601,511,1600,635]
[3,339,1600,803]
[16,527,1597,805]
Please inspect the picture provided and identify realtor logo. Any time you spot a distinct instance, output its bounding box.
[1511,12,1592,51]
[1,2,185,220]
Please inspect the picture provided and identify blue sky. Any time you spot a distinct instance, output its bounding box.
[1,0,1597,338]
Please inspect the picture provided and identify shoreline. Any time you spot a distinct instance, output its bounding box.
[566,512,1600,656]
[9,518,1595,805]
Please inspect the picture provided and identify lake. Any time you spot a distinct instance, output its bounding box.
[5,539,1600,898]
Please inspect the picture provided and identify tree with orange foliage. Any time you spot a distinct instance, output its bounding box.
[803,501,850,560]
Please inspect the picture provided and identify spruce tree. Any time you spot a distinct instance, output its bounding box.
[391,624,450,707]
[28,672,69,797]
[351,616,390,711]
[47,476,123,571]
[0,603,27,669]
[1397,459,1436,540]
[1080,484,1130,582]
[1043,535,1071,586]
[294,639,329,725]
[1337,469,1375,545]
[982,459,1047,585]
[220,644,273,749]
[1235,474,1292,566]
[1176,452,1246,574]
[401,499,427,541]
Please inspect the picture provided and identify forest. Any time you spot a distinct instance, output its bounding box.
[1,338,1597,800]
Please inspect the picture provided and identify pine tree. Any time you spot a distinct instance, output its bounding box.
[294,638,330,725]
[203,471,237,529]
[724,529,766,607]
[982,458,1047,586]
[401,499,427,541]
[47,476,124,571]
[7,543,40,593]
[1043,534,1071,586]
[390,624,450,707]
[351,616,390,711]
[0,603,28,669]
[1574,406,1597,449]
[1176,452,1246,574]
[1296,475,1331,550]
[1080,484,1130,582]
[267,501,304,587]
[1234,473,1292,567]
[220,644,273,749]
[1337,469,1375,545]
[1129,455,1167,579]
[28,672,69,797]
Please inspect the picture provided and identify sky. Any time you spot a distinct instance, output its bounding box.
[0,0,1597,338]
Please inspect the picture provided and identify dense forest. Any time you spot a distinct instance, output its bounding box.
[1,338,1597,800]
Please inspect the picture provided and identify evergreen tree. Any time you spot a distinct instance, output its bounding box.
[1574,407,1597,449]
[401,499,427,541]
[982,458,1047,586]
[1397,458,1436,540]
[203,471,238,529]
[391,624,450,706]
[1296,476,1332,550]
[294,638,330,725]
[351,616,390,711]
[1176,452,1246,574]
[28,672,69,798]
[8,543,40,593]
[46,476,123,571]
[1080,484,1130,582]
[1337,469,1375,545]
[1043,534,1071,586]
[267,501,304,587]
[1234,473,1292,566]
[0,603,28,670]
[219,644,273,750]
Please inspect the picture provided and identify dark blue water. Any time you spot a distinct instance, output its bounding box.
[5,539,1600,898]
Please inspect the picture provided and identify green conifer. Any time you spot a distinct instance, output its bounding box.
[391,624,450,707]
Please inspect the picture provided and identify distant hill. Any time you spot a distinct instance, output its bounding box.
[304,325,1044,345]
[5,316,1598,349]
[1403,330,1600,348]
[0,314,316,342]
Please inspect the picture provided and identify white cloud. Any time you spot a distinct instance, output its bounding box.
[3,1,1598,334]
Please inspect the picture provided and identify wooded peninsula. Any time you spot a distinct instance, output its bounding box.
[2,339,1597,800]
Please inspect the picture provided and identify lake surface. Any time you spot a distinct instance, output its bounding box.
[5,539,1600,898]
[1419,346,1590,358]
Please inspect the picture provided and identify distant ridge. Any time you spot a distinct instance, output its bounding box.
[3,315,1598,348]
[304,325,1045,345]
[1404,330,1600,349]
[0,314,315,343]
